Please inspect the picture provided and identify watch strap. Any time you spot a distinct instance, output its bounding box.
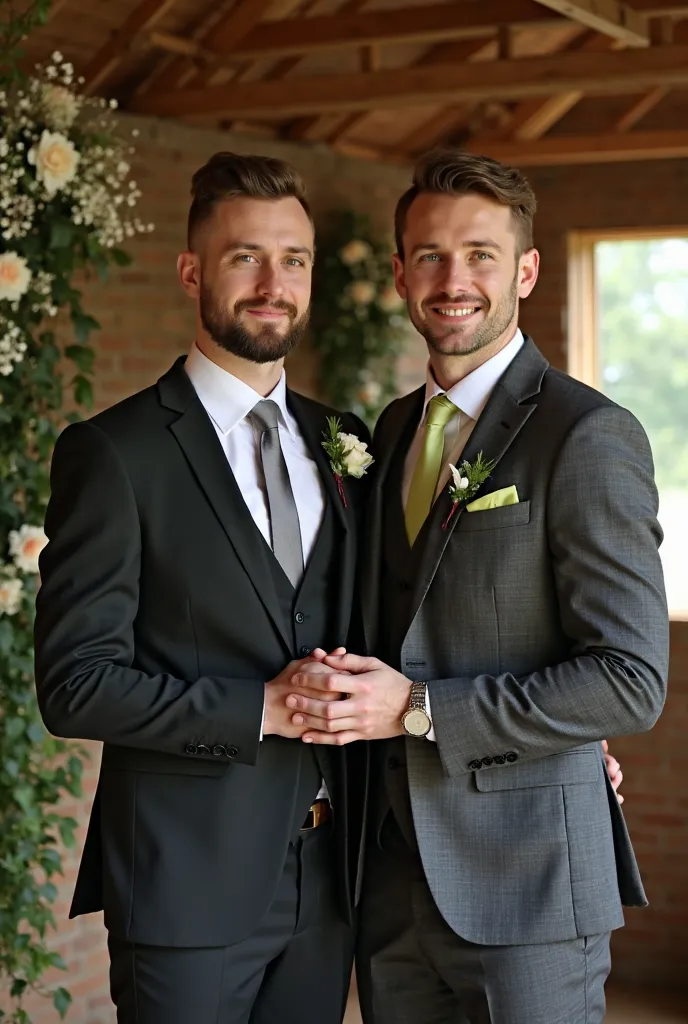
[409,681,427,710]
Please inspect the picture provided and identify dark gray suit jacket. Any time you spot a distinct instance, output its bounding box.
[364,337,668,945]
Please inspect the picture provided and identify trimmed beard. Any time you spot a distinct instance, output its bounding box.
[416,273,519,358]
[200,283,310,364]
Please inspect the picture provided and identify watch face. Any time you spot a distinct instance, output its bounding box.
[403,708,431,737]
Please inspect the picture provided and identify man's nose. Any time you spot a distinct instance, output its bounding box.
[438,257,474,294]
[256,263,285,299]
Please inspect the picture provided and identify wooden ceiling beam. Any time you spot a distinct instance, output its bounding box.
[474,32,618,144]
[220,1,567,60]
[146,0,274,95]
[530,0,648,44]
[82,0,181,93]
[470,128,688,163]
[130,44,688,118]
[614,85,668,128]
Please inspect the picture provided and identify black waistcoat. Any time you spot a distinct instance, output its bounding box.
[263,495,340,836]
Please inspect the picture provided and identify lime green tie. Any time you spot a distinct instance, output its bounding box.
[405,394,459,545]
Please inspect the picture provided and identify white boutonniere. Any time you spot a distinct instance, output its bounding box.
[321,416,374,507]
[442,451,496,529]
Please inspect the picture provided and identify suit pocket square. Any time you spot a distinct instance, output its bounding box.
[465,485,519,513]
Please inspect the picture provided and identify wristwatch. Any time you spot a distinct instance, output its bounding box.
[401,681,432,738]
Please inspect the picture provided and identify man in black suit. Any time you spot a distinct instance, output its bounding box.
[34,152,371,1023]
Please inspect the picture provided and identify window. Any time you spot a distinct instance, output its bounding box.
[568,230,688,618]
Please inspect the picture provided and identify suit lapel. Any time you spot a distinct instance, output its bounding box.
[286,391,350,536]
[158,359,293,652]
[361,387,425,655]
[407,337,549,628]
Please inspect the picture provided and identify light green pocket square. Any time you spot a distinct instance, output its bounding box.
[465,485,519,512]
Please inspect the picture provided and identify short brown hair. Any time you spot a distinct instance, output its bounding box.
[394,148,537,258]
[187,151,312,249]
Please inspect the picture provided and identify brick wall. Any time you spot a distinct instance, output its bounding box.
[6,121,686,1020]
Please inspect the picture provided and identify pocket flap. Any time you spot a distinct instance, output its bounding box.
[474,749,600,791]
[459,500,531,532]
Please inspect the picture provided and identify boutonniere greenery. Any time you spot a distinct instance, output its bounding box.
[442,452,496,529]
[321,416,374,507]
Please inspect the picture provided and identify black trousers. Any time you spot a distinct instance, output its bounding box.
[108,826,353,1024]
[356,812,611,1024]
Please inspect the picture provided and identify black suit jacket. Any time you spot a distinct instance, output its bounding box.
[34,358,370,947]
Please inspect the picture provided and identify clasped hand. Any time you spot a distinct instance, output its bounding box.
[285,649,412,745]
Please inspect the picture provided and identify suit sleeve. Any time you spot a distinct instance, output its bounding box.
[429,405,669,777]
[34,420,264,766]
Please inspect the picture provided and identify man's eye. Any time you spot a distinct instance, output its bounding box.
[471,252,492,261]
[285,258,305,267]
[419,253,441,262]
[236,254,258,264]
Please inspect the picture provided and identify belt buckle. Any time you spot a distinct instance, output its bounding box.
[300,799,329,832]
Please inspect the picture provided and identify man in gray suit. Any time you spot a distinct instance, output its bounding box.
[287,149,669,1023]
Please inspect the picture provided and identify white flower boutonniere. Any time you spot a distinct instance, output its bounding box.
[321,416,374,507]
[442,452,496,529]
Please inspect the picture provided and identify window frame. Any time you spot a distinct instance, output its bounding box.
[567,226,688,621]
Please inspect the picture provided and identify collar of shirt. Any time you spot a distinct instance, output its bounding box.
[184,343,298,438]
[420,328,525,426]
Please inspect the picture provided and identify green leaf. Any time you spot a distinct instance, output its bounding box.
[71,313,100,345]
[50,219,74,249]
[10,978,27,998]
[38,881,58,903]
[12,785,34,812]
[72,374,94,410]
[53,987,72,1018]
[64,344,95,374]
[110,247,133,267]
[58,817,78,849]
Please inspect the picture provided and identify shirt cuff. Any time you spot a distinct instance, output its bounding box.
[425,687,437,742]
[259,689,266,742]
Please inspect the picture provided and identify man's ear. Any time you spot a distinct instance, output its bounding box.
[392,252,407,301]
[517,248,539,300]
[177,251,201,299]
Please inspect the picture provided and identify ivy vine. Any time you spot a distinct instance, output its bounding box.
[0,3,150,1019]
[310,208,408,425]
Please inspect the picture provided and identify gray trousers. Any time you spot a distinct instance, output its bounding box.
[356,813,611,1024]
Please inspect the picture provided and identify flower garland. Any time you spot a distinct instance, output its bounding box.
[0,14,152,1020]
[310,208,409,425]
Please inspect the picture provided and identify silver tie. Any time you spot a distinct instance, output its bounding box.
[250,400,304,589]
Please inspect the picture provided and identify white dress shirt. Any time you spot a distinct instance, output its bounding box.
[402,329,525,740]
[185,344,328,798]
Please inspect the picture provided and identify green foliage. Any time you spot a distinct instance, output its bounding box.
[310,209,410,425]
[0,4,148,1018]
[596,238,688,493]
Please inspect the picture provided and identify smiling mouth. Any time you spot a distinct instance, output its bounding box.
[431,306,482,318]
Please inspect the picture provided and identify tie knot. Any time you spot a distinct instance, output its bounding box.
[426,394,458,429]
[250,399,280,432]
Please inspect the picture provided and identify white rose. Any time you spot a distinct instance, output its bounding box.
[28,130,79,195]
[378,285,403,312]
[0,574,23,616]
[450,465,469,491]
[41,84,79,131]
[9,524,48,574]
[348,280,376,305]
[0,252,31,302]
[339,240,372,265]
[338,432,374,478]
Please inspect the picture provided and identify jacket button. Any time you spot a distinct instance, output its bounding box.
[505,751,519,763]
[493,754,505,765]
[300,646,311,656]
[295,612,305,624]
[212,744,226,756]
[197,744,210,755]
[481,756,494,767]
[469,759,482,771]
[387,757,400,770]
[226,745,239,758]
[185,743,197,755]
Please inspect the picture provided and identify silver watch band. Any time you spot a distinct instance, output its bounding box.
[409,681,427,710]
